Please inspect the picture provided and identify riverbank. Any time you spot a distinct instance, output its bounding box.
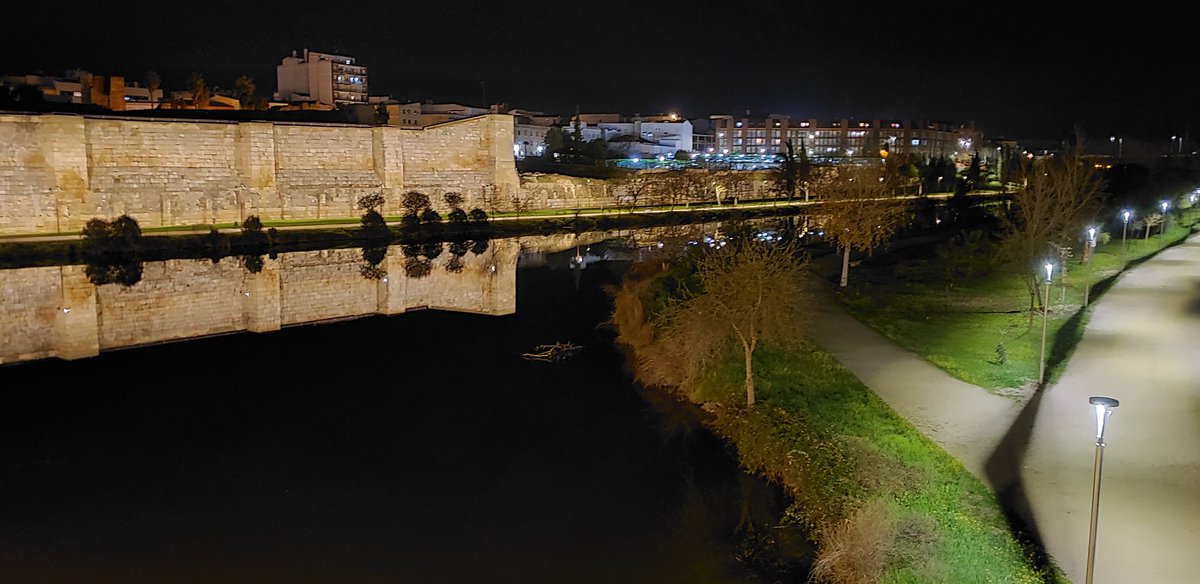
[609,264,1068,583]
[0,203,804,269]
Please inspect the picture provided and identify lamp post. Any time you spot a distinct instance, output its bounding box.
[1172,135,1183,155]
[1085,396,1120,584]
[1160,201,1170,235]
[1109,136,1123,163]
[1084,227,1096,306]
[1039,262,1053,384]
[1121,210,1131,254]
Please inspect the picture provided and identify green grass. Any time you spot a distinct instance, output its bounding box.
[693,344,1066,583]
[612,268,1066,582]
[838,220,1198,393]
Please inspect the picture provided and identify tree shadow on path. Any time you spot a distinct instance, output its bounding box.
[984,387,1057,576]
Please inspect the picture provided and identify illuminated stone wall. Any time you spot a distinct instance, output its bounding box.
[0,113,520,236]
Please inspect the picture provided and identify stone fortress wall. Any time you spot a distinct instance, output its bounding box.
[0,112,522,236]
[0,112,782,237]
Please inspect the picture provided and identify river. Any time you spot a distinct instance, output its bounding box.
[0,225,810,583]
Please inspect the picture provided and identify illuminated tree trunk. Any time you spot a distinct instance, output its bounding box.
[840,246,851,288]
[741,337,755,407]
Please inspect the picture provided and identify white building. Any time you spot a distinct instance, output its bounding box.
[568,116,694,158]
[275,49,368,107]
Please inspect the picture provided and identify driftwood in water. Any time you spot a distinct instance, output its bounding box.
[522,342,583,362]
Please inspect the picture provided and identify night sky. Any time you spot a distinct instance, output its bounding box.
[5,2,1198,147]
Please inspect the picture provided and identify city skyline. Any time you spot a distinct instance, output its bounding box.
[5,2,1198,149]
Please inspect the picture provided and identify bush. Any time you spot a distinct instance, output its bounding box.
[82,215,142,258]
[402,190,430,216]
[447,208,469,223]
[241,215,268,250]
[419,208,442,224]
[360,209,391,242]
[468,208,489,222]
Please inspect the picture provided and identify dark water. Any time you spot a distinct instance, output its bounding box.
[0,245,808,583]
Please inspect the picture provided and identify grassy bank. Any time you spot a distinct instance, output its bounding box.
[835,219,1199,393]
[611,274,1066,583]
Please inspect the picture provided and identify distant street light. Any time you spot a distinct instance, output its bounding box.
[1160,201,1170,234]
[1039,262,1053,384]
[1085,396,1120,584]
[1109,136,1123,163]
[1084,227,1096,307]
[1171,135,1184,155]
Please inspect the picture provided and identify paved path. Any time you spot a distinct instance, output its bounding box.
[806,231,1200,583]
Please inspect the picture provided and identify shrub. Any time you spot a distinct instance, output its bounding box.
[419,208,443,224]
[448,208,469,223]
[360,210,392,242]
[468,208,489,222]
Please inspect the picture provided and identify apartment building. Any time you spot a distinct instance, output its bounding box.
[276,49,368,107]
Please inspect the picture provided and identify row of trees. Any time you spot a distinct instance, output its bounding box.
[641,143,1125,408]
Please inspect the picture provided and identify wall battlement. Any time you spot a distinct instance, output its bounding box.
[0,113,520,236]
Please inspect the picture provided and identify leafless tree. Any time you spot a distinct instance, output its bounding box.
[999,146,1102,317]
[816,165,909,288]
[658,240,811,406]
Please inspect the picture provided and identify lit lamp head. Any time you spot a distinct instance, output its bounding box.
[1122,210,1131,223]
[1045,262,1054,281]
[1089,396,1119,442]
[1161,201,1170,213]
[1088,227,1097,242]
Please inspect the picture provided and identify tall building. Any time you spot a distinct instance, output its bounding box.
[275,49,368,107]
[710,114,981,164]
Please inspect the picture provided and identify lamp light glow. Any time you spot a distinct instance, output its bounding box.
[1089,396,1119,441]
[1045,262,1054,281]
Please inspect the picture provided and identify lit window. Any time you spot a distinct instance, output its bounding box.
[911,139,920,146]
[799,121,810,127]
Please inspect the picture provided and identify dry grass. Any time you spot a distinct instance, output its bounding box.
[810,498,896,584]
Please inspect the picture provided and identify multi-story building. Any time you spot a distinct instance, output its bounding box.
[566,113,694,158]
[1,71,162,110]
[275,49,368,107]
[710,114,982,164]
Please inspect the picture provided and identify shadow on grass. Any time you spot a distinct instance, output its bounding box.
[984,387,1057,577]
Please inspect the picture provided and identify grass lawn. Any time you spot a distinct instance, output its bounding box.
[837,219,1198,393]
[699,343,1066,583]
[613,276,1066,583]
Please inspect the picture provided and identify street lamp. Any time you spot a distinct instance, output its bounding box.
[1085,396,1120,584]
[1171,135,1183,155]
[1109,136,1123,163]
[1160,201,1170,234]
[1121,210,1132,253]
[1084,227,1096,306]
[1039,262,1053,384]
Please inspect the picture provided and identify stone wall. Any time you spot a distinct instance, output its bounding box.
[0,240,518,364]
[0,113,520,236]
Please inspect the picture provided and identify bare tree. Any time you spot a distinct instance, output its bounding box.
[617,171,653,213]
[816,165,909,288]
[659,240,810,406]
[999,146,1102,317]
[1137,213,1163,240]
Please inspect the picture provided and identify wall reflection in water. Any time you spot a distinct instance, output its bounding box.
[0,222,754,365]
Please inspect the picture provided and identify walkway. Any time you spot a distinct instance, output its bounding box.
[806,231,1200,583]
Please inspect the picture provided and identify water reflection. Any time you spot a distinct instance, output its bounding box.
[2,220,793,366]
